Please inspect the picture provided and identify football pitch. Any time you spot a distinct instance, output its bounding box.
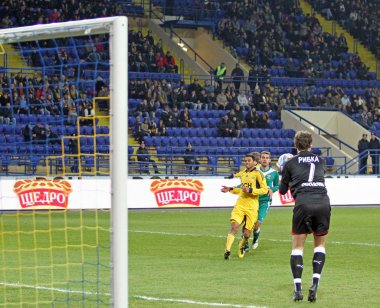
[129,206,380,308]
[1,207,379,307]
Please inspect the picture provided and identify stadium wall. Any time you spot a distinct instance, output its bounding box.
[293,110,369,156]
[148,20,209,76]
[1,177,379,210]
[174,28,249,76]
[282,110,357,171]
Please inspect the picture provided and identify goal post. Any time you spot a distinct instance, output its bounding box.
[0,16,128,307]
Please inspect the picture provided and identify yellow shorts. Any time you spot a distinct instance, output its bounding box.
[230,204,258,231]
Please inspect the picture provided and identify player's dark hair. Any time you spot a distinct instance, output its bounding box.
[294,131,312,151]
[245,153,257,161]
[246,151,260,162]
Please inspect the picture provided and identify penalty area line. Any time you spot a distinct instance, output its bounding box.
[0,281,111,296]
[130,230,380,247]
[134,295,267,308]
[0,282,267,308]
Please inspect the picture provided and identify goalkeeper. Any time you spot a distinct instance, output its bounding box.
[221,153,268,260]
[244,151,279,251]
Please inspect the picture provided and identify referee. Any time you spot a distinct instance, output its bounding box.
[279,131,331,303]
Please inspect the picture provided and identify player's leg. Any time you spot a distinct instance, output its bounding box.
[238,208,257,258]
[225,206,244,259]
[252,221,261,249]
[308,198,331,302]
[238,227,252,258]
[225,220,240,259]
[241,216,252,252]
[308,234,327,302]
[291,234,307,301]
[290,205,309,301]
[252,200,270,249]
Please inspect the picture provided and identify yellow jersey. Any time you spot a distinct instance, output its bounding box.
[230,167,268,209]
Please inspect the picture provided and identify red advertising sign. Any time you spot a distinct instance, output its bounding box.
[13,179,72,209]
[150,179,204,207]
[279,189,295,206]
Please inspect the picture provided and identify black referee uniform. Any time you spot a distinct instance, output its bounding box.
[279,151,331,235]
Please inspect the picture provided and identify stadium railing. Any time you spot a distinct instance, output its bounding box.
[284,107,359,153]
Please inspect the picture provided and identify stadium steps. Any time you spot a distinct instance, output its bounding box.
[0,44,29,70]
[300,0,377,77]
[135,25,194,82]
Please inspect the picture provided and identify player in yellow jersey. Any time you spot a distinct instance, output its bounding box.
[221,153,268,259]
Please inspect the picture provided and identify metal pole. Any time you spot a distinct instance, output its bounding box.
[110,16,128,308]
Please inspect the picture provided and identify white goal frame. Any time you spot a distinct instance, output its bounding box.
[0,17,128,307]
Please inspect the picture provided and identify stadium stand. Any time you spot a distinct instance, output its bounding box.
[0,0,379,176]
[310,0,380,58]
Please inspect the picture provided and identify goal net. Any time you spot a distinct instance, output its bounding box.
[0,17,128,306]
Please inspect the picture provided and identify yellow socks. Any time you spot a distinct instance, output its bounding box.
[225,233,235,252]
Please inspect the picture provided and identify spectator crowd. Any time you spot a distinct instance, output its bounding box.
[312,0,380,58]
[216,0,373,80]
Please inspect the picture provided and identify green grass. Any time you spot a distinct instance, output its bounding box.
[129,207,380,308]
[1,207,379,307]
[0,210,111,307]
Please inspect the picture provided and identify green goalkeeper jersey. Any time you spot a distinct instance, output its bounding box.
[259,166,279,203]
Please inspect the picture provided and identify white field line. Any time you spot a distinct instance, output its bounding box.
[0,282,267,308]
[0,281,110,296]
[134,295,267,308]
[130,230,380,247]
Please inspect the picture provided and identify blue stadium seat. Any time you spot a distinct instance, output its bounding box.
[269,121,277,129]
[208,138,217,147]
[98,145,109,153]
[83,156,95,168]
[251,130,259,138]
[80,137,88,146]
[96,136,105,145]
[101,126,110,134]
[238,147,249,155]
[265,139,274,147]
[312,147,322,155]
[188,129,197,137]
[196,127,205,137]
[255,129,265,138]
[268,111,278,119]
[234,139,242,147]
[192,118,201,128]
[165,127,174,136]
[200,118,209,128]
[208,118,219,128]
[200,137,209,147]
[53,144,62,154]
[128,146,134,155]
[192,138,202,147]
[5,135,16,143]
[325,157,335,167]
[177,127,186,137]
[241,128,250,138]
[66,126,76,136]
[216,137,225,147]
[168,137,177,147]
[225,138,233,147]
[270,138,279,147]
